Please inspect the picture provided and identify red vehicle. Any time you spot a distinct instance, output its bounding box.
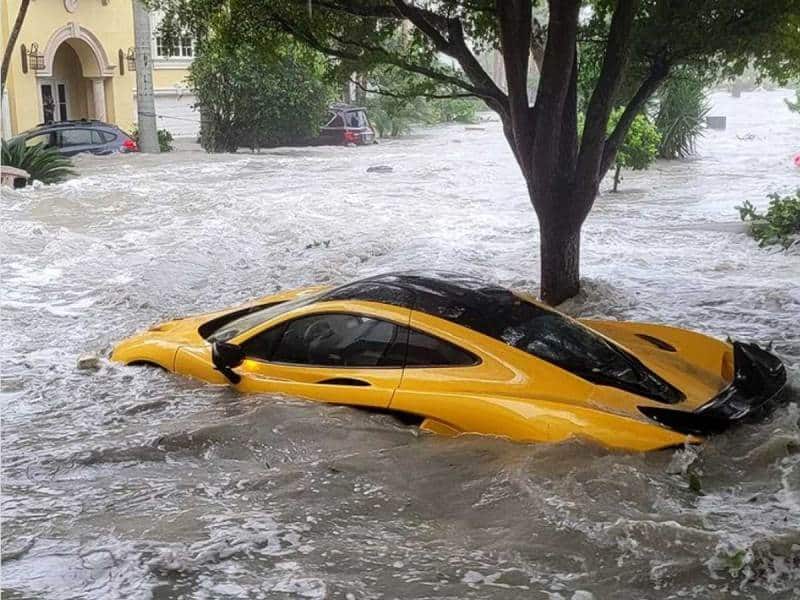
[319,104,376,145]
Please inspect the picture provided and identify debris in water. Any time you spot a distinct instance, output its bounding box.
[366,165,393,173]
[76,354,102,371]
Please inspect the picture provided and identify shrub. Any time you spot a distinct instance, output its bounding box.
[131,127,175,152]
[655,76,710,159]
[1,137,75,184]
[190,38,333,152]
[737,189,800,248]
[608,108,661,192]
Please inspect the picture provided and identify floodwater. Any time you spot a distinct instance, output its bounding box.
[1,89,798,599]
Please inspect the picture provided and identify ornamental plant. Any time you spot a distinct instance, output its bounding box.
[0,137,75,184]
[737,190,800,249]
[608,108,661,192]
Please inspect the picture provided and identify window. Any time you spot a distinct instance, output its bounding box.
[248,314,405,367]
[56,84,67,121]
[325,113,344,128]
[155,35,194,59]
[241,322,287,362]
[40,84,55,123]
[347,111,367,128]
[58,129,93,147]
[404,329,477,367]
[25,133,55,148]
[93,130,116,143]
[206,295,320,343]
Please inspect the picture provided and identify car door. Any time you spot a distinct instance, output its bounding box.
[56,128,95,156]
[389,312,554,441]
[234,309,410,409]
[90,129,116,155]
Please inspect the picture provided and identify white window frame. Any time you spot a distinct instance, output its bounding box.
[150,12,195,69]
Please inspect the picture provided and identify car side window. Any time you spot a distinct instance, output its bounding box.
[59,129,93,146]
[25,133,54,148]
[347,111,367,127]
[404,329,477,367]
[92,130,115,144]
[325,113,344,127]
[248,314,405,368]
[240,322,287,361]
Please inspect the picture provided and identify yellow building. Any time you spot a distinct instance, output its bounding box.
[1,0,199,138]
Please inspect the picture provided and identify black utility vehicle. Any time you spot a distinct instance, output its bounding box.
[10,120,138,156]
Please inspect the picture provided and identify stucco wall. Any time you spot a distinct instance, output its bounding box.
[1,0,194,136]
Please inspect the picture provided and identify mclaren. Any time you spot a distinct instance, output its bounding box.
[113,272,786,451]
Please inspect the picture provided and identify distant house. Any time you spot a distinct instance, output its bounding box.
[1,1,200,138]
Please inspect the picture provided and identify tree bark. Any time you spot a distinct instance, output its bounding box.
[539,217,581,305]
[1,0,30,92]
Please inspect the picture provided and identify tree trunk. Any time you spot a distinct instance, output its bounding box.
[612,163,622,192]
[1,0,30,92]
[539,218,581,306]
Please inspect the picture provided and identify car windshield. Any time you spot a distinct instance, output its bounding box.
[207,292,322,343]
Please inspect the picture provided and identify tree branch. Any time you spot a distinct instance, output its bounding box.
[496,0,533,167]
[530,16,546,73]
[261,6,486,98]
[599,60,669,176]
[574,0,639,202]
[391,0,508,114]
[533,0,580,138]
[1,0,30,91]
[349,77,475,100]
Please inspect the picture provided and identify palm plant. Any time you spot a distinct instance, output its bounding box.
[1,137,75,184]
[655,76,711,159]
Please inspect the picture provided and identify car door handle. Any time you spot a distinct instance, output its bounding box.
[316,377,371,387]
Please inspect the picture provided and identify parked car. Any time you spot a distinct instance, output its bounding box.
[319,104,376,145]
[10,119,138,156]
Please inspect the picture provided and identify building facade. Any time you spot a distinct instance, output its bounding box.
[1,0,199,138]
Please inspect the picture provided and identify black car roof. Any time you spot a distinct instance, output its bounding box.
[319,271,539,333]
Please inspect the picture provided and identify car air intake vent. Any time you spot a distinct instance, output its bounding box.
[635,333,677,352]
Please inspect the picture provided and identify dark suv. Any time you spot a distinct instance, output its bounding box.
[11,120,138,156]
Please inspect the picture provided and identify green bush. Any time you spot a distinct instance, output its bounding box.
[1,137,75,184]
[579,108,660,192]
[737,190,800,248]
[190,37,333,152]
[131,127,175,152]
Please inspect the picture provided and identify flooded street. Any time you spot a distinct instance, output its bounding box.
[2,89,799,599]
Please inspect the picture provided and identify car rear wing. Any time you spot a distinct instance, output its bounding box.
[638,341,787,436]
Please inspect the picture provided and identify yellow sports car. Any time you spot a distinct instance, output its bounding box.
[113,272,786,451]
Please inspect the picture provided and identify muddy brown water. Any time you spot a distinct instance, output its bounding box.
[1,90,799,599]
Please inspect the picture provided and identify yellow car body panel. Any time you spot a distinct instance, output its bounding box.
[112,273,785,452]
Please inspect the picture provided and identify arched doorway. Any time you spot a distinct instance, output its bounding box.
[38,24,116,124]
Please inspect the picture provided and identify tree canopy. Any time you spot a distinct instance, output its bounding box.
[153,0,800,303]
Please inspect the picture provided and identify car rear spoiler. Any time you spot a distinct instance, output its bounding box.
[638,341,787,436]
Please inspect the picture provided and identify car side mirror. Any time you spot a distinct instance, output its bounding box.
[211,341,245,384]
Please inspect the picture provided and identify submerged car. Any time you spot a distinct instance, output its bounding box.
[319,104,376,145]
[11,119,137,156]
[113,272,786,451]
